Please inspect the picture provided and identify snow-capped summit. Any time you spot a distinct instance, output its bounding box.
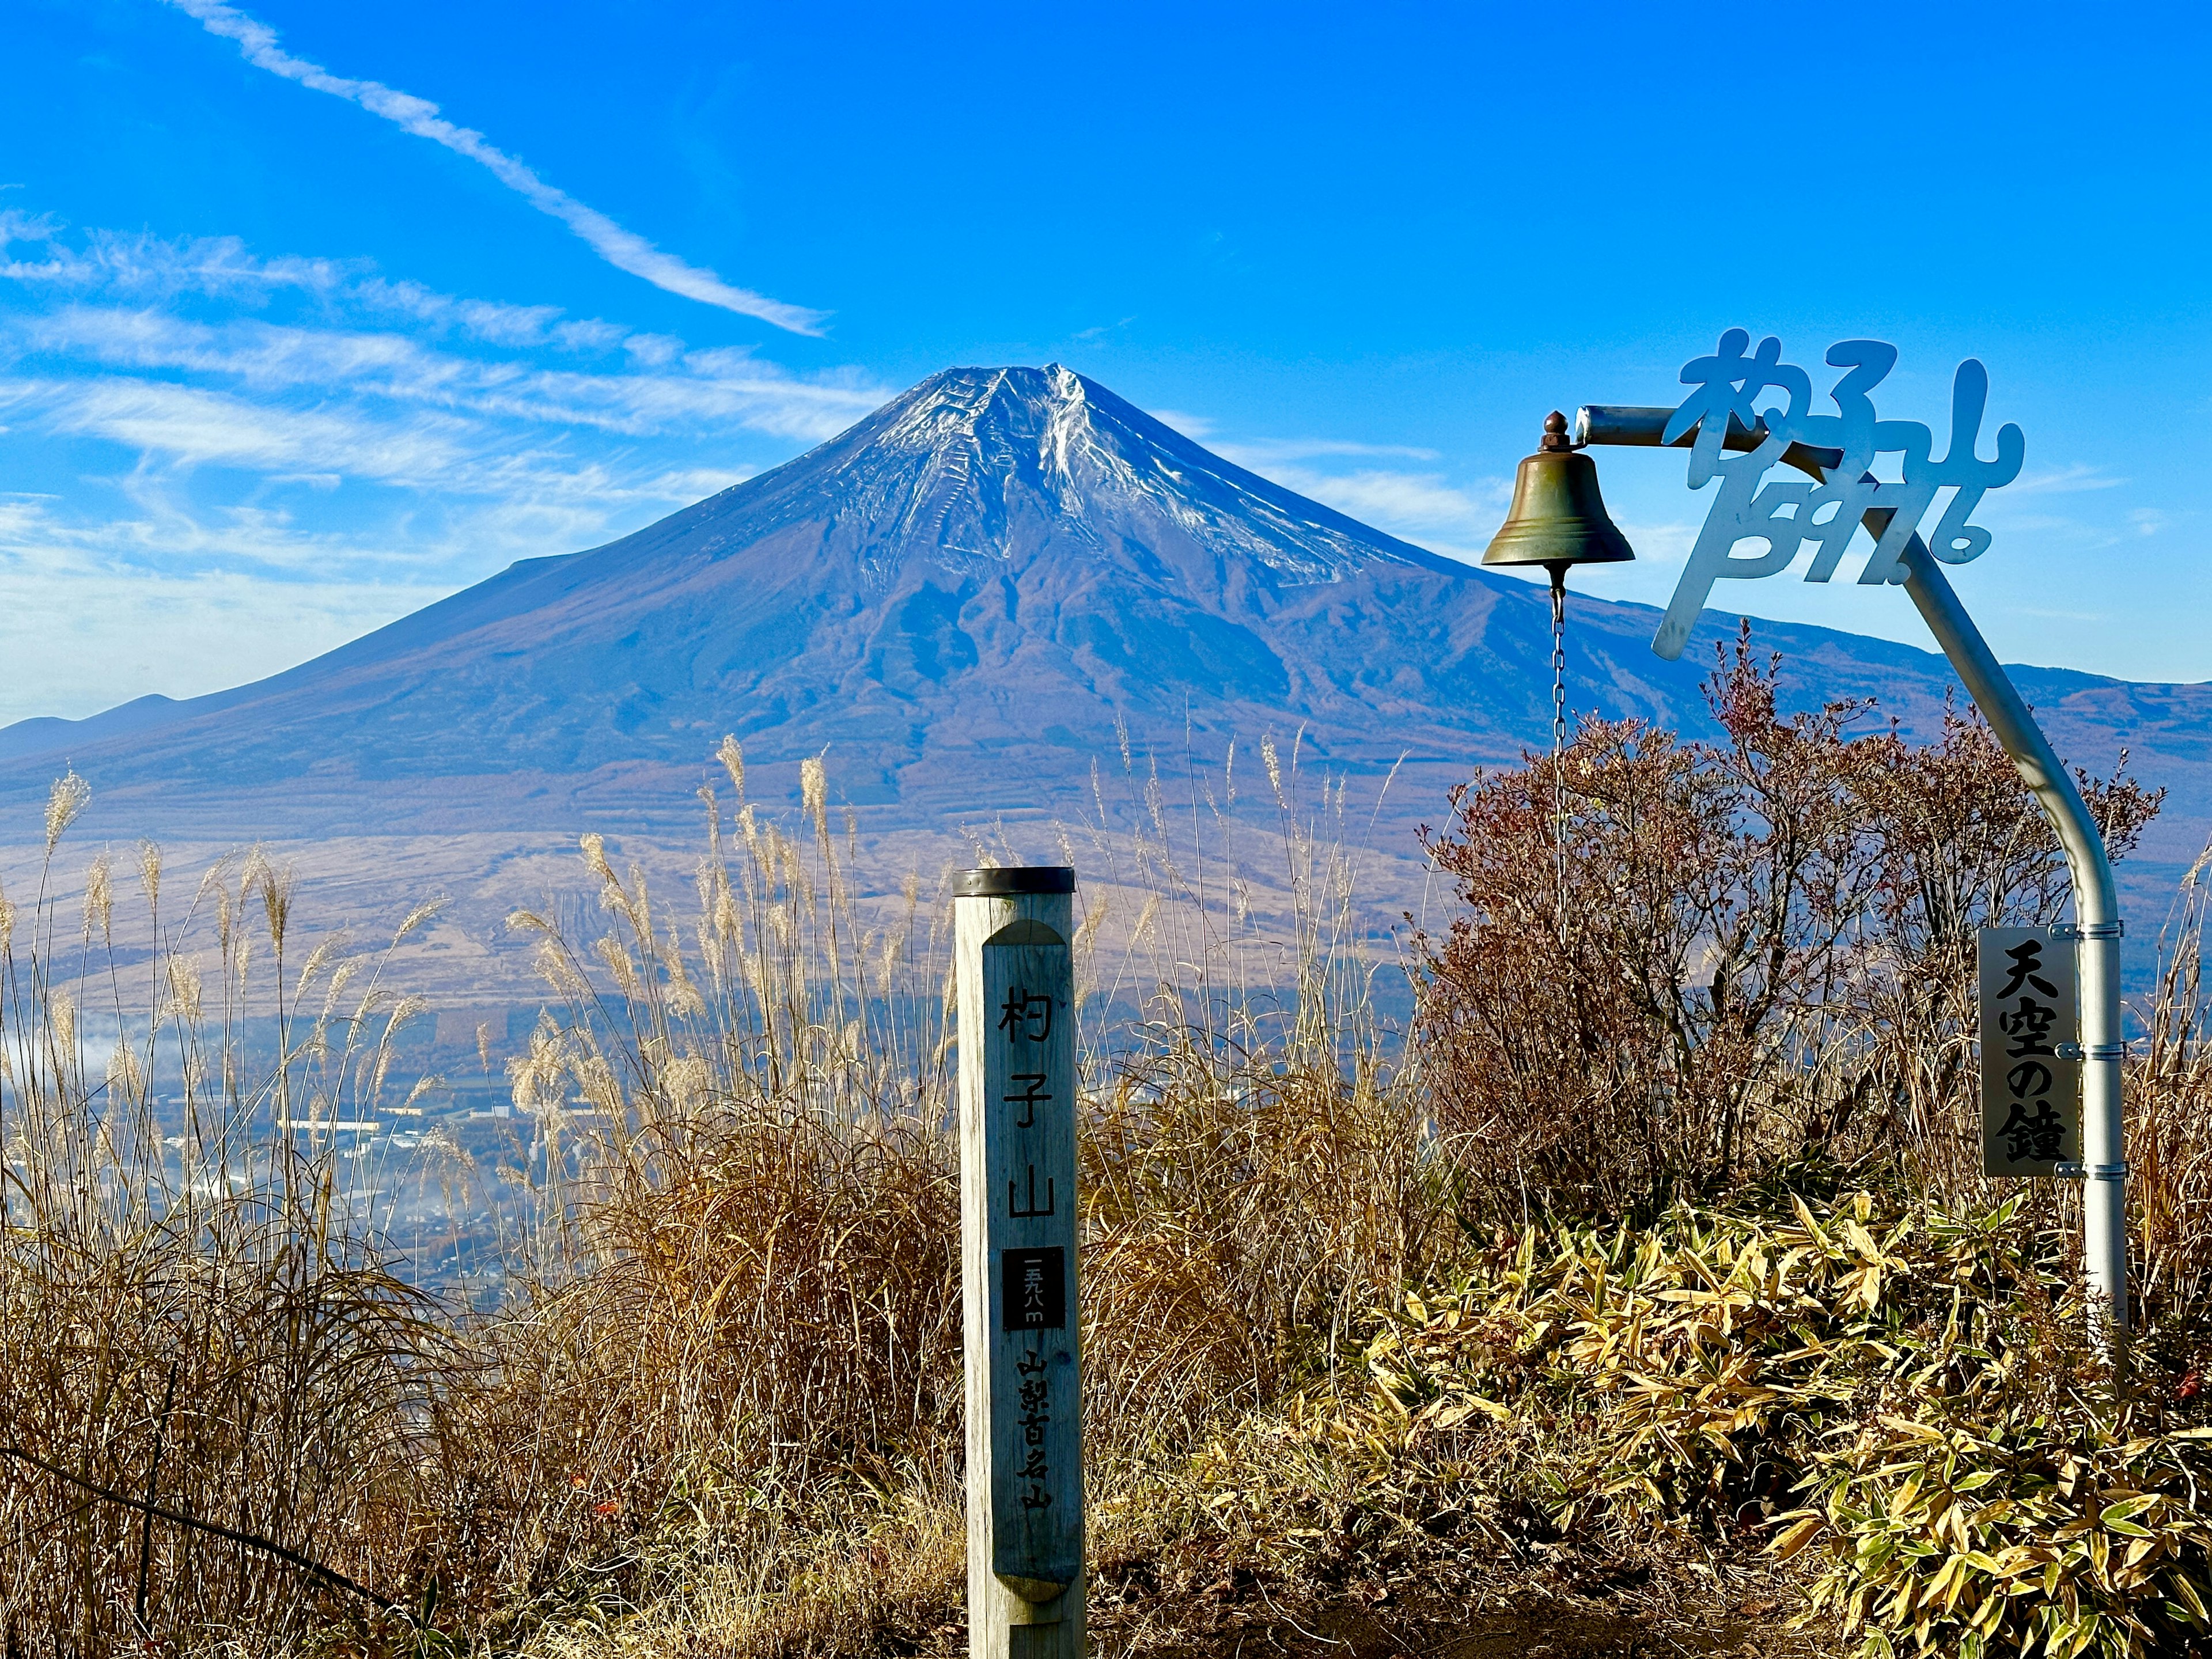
[695,363,1452,589]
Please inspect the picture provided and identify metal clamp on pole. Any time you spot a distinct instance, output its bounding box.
[2055,1162,2130,1181]
[2057,1041,2129,1062]
[2056,920,2127,941]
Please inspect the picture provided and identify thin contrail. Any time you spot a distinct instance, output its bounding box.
[163,0,828,337]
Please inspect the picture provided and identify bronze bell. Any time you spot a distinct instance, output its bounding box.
[1482,411,1634,573]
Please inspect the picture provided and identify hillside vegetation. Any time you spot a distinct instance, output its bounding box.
[6,642,2212,1659]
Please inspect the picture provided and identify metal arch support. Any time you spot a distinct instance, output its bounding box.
[1573,403,2130,1336]
[1895,544,2127,1336]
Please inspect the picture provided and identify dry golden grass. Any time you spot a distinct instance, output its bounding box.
[453,734,1431,1656]
[7,691,2212,1658]
[0,793,453,1650]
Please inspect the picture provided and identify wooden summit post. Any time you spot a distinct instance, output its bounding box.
[956,866,1083,1659]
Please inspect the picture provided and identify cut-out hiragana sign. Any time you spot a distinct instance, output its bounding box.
[1653,332,2025,660]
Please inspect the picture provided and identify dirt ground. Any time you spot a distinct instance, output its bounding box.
[1081,1566,1820,1659]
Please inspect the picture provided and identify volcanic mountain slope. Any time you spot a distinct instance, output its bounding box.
[3,363,2207,897]
[3,364,1564,834]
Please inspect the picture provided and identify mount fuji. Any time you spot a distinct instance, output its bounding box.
[2,364,2207,993]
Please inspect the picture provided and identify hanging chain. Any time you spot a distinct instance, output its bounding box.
[1550,568,1569,922]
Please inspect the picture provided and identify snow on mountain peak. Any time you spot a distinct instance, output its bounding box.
[804,363,1449,587]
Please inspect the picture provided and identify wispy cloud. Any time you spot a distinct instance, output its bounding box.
[0,209,353,298]
[1210,441,1509,558]
[1070,316,1137,344]
[1150,408,1215,439]
[1264,465,1503,548]
[1216,436,1441,465]
[0,492,452,713]
[0,217,892,718]
[1153,411,1495,555]
[160,0,828,335]
[2008,463,2126,495]
[12,302,883,440]
[28,377,469,483]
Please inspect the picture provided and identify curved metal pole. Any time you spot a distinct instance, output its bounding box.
[1576,404,2128,1332]
[1897,547,2126,1334]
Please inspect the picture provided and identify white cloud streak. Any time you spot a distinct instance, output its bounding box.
[0,498,450,718]
[160,0,829,335]
[1214,445,1510,558]
[1218,435,1441,464]
[0,211,882,719]
[2008,463,2126,496]
[28,376,469,482]
[1149,408,1215,438]
[14,303,883,440]
[0,221,892,672]
[1159,414,1485,552]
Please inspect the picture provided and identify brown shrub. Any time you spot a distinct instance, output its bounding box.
[1413,628,2160,1223]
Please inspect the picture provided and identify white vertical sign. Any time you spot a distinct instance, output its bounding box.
[956,868,1082,1659]
[1979,926,2081,1177]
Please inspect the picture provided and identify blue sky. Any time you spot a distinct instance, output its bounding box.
[3,0,2209,724]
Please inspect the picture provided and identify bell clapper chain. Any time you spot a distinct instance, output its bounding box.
[1548,562,1569,930]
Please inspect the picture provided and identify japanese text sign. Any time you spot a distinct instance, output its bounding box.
[1979,927,2082,1177]
[1654,332,2025,660]
[978,920,1081,1600]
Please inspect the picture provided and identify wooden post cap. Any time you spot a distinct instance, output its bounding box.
[954,867,1076,897]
